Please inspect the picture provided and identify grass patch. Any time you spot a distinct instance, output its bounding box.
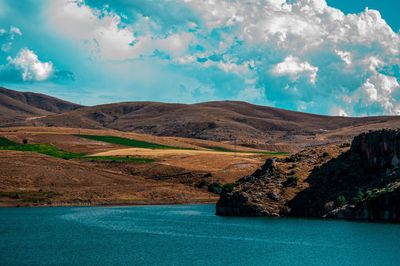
[0,136,154,164]
[74,134,185,150]
[204,146,233,152]
[0,137,17,146]
[0,137,84,159]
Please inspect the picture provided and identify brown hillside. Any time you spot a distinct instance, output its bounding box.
[2,88,400,150]
[23,101,400,150]
[0,87,82,125]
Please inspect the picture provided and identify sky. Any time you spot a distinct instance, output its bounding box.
[0,0,399,117]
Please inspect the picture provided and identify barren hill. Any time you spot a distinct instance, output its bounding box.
[0,87,82,125]
[2,87,400,150]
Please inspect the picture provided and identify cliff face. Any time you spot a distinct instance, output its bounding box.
[216,145,344,216]
[216,159,285,216]
[350,130,400,169]
[217,130,400,222]
[327,183,400,222]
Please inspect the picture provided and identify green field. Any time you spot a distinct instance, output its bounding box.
[0,137,84,159]
[0,137,153,163]
[74,134,185,149]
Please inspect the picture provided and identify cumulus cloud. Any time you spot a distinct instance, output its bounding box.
[355,73,400,115]
[47,0,136,60]
[272,56,318,84]
[38,0,400,114]
[47,0,193,60]
[181,0,400,115]
[186,0,399,55]
[8,48,53,81]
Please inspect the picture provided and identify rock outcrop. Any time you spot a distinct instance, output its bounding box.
[216,158,284,216]
[216,145,344,216]
[217,129,400,222]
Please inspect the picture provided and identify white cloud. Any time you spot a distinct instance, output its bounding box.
[37,0,400,115]
[9,26,22,36]
[132,32,194,59]
[175,53,254,76]
[48,0,136,60]
[272,56,318,84]
[184,0,399,55]
[331,107,348,117]
[336,50,351,66]
[362,56,384,73]
[355,73,400,115]
[8,48,53,81]
[47,0,193,60]
[182,0,400,114]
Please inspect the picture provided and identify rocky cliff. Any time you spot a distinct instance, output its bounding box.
[217,129,400,222]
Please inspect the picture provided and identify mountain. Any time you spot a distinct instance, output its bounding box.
[2,87,400,150]
[0,87,82,125]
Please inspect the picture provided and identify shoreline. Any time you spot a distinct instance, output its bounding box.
[0,199,218,208]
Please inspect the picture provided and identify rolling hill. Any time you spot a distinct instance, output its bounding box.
[2,87,400,150]
[0,87,82,125]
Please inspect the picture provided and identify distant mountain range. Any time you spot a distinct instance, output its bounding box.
[2,87,400,150]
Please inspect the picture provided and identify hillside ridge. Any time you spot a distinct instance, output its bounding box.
[2,87,400,150]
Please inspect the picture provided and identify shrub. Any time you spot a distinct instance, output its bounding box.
[336,195,347,207]
[197,180,207,188]
[287,175,299,186]
[222,183,235,193]
[339,143,351,148]
[208,182,222,194]
[0,137,17,146]
[284,155,299,163]
[203,173,212,178]
[22,139,28,144]
[352,189,365,204]
[322,152,330,158]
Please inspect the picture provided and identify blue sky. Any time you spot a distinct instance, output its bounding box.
[0,0,399,116]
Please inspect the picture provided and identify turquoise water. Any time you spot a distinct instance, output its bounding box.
[1,204,400,266]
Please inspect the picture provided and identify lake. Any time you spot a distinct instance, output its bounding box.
[1,204,399,265]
